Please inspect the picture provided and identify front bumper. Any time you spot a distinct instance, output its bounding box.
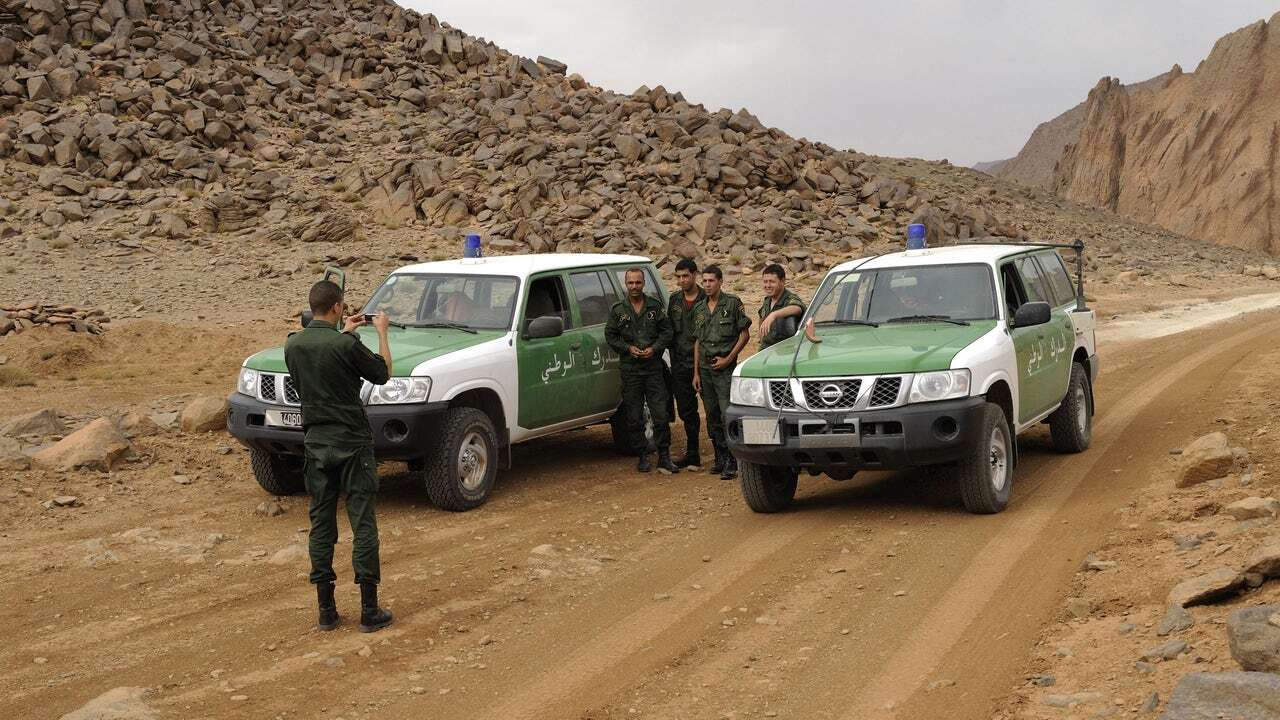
[726,396,987,472]
[225,392,449,460]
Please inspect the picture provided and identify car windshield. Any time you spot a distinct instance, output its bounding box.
[363,274,519,330]
[808,263,996,325]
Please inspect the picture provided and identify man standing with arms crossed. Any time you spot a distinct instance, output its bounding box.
[606,268,678,474]
[284,280,395,633]
[666,258,706,468]
[692,265,751,480]
[757,263,806,350]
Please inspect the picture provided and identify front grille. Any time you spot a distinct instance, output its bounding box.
[283,375,300,404]
[802,379,861,410]
[769,380,798,409]
[259,373,278,402]
[869,377,902,407]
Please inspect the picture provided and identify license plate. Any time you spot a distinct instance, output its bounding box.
[265,410,302,428]
[742,417,781,445]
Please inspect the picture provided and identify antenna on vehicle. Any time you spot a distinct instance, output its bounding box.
[775,254,882,432]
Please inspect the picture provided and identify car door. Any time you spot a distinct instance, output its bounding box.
[517,272,583,429]
[1009,255,1070,420]
[568,268,622,417]
[1033,250,1078,394]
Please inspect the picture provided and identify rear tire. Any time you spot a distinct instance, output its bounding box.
[423,407,498,512]
[957,403,1013,514]
[250,448,305,496]
[739,459,798,513]
[1048,362,1092,453]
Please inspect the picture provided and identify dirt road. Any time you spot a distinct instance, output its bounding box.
[4,311,1280,720]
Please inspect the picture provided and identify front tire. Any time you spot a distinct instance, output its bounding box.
[739,459,798,513]
[957,403,1013,514]
[423,407,498,512]
[250,447,305,496]
[1048,362,1092,453]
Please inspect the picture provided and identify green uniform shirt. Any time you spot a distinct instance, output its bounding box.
[693,292,751,369]
[605,294,673,369]
[758,288,806,348]
[284,320,390,448]
[666,287,706,368]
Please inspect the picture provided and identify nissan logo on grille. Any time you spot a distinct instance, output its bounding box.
[818,383,843,405]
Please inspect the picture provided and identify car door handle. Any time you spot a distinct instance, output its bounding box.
[569,342,582,351]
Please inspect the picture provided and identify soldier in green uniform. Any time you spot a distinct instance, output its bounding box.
[758,263,806,349]
[666,258,706,468]
[692,265,752,480]
[284,280,395,633]
[606,268,678,474]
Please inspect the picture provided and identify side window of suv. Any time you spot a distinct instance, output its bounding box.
[999,263,1028,319]
[1036,252,1076,306]
[1014,256,1050,304]
[524,275,572,331]
[570,271,613,326]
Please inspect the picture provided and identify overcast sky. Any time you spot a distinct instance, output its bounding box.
[400,1,1277,167]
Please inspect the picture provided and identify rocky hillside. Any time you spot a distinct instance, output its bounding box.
[1045,13,1280,254]
[0,0,1273,323]
[0,0,1032,278]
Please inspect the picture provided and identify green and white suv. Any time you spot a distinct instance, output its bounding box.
[726,243,1097,514]
[227,254,666,511]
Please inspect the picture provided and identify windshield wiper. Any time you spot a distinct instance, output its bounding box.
[815,319,879,327]
[884,314,970,326]
[404,321,478,334]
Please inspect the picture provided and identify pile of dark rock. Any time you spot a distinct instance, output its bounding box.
[1,299,107,335]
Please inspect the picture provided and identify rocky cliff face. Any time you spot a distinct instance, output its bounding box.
[1053,14,1280,253]
[994,73,1170,190]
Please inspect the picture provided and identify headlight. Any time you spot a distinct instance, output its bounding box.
[368,377,431,404]
[731,377,767,407]
[908,369,971,404]
[238,367,258,396]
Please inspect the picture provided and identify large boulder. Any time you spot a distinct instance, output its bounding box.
[1223,496,1280,520]
[0,435,30,471]
[1244,542,1280,578]
[1226,605,1280,672]
[180,396,228,433]
[33,418,132,472]
[1159,672,1280,720]
[1,408,64,437]
[1175,432,1234,487]
[1166,567,1245,608]
[58,686,156,720]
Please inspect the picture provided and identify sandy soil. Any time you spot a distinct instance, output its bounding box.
[2,301,1279,719]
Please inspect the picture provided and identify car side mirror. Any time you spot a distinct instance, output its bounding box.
[300,310,314,328]
[525,315,564,339]
[1011,301,1051,328]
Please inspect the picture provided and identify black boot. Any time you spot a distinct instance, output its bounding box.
[674,447,701,469]
[316,582,340,631]
[358,583,393,633]
[720,455,738,480]
[709,448,726,474]
[656,449,679,475]
[637,452,652,473]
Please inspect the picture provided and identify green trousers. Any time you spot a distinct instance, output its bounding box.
[304,443,380,585]
[622,363,671,453]
[669,363,700,454]
[698,366,734,453]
